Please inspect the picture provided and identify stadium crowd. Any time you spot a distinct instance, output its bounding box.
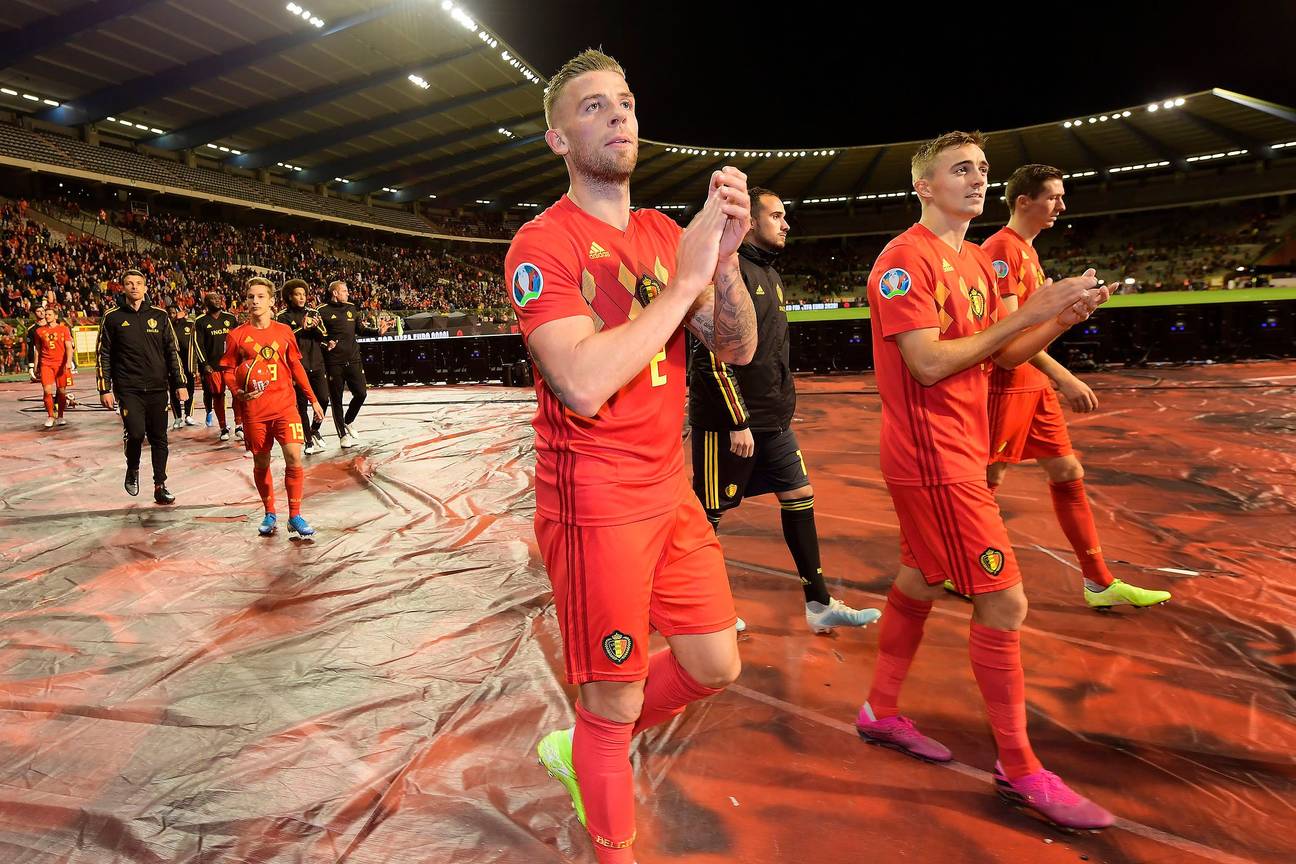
[0,201,509,371]
[2,193,1291,374]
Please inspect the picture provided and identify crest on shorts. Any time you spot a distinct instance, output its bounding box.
[602,630,633,665]
[724,483,738,498]
[979,547,1005,576]
[968,286,987,319]
[879,267,911,300]
[993,259,1010,280]
[635,273,663,307]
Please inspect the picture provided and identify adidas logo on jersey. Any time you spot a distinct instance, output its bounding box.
[755,286,765,295]
[588,241,610,259]
[941,258,955,272]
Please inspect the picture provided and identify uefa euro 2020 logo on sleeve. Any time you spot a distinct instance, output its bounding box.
[512,262,543,308]
[879,267,911,300]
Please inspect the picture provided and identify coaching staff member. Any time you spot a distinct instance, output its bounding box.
[96,269,187,503]
[318,280,388,449]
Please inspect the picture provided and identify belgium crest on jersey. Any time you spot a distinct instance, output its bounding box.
[968,286,986,319]
[979,547,1005,576]
[602,630,634,665]
[635,273,663,308]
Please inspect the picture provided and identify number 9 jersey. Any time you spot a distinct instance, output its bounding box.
[506,194,690,527]
[217,321,315,424]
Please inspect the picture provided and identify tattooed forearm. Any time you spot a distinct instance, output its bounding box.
[710,262,757,363]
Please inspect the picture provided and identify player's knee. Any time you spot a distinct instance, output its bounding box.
[581,682,645,725]
[685,647,741,690]
[896,565,943,601]
[779,484,812,501]
[973,588,1028,630]
[1045,457,1083,483]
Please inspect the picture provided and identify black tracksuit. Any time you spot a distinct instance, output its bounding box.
[318,301,380,437]
[193,310,238,416]
[277,306,330,437]
[96,296,184,484]
[170,316,198,418]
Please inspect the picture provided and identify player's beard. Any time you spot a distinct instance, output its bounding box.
[569,137,638,186]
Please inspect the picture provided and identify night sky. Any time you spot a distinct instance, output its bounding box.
[477,0,1296,148]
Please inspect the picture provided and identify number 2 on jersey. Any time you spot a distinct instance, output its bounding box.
[650,348,667,387]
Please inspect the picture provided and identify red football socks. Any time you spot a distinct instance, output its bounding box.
[573,702,637,864]
[55,391,67,418]
[1048,479,1114,587]
[866,584,933,719]
[253,462,274,514]
[969,622,1042,779]
[632,649,720,736]
[284,466,304,518]
[42,393,55,417]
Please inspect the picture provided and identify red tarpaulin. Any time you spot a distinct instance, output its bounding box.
[0,361,1292,864]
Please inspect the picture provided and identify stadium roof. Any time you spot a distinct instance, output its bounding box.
[1,1,1294,215]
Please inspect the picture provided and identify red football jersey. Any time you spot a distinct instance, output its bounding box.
[983,227,1050,393]
[35,323,72,368]
[217,321,314,423]
[506,195,689,526]
[867,223,1003,486]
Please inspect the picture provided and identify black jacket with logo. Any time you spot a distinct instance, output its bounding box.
[277,306,329,371]
[194,311,239,371]
[319,301,380,366]
[172,316,199,376]
[688,243,795,432]
[95,295,184,394]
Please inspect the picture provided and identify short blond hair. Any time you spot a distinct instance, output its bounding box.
[911,131,988,182]
[543,49,626,129]
[244,276,274,293]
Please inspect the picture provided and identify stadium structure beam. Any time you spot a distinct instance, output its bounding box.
[312,113,542,188]
[795,150,845,201]
[650,158,729,202]
[0,0,161,73]
[1120,120,1181,166]
[849,146,889,197]
[38,1,407,127]
[756,157,801,196]
[390,135,548,199]
[1212,89,1296,125]
[148,46,484,152]
[499,163,572,206]
[233,81,527,170]
[437,151,563,203]
[1176,108,1264,152]
[1064,129,1112,175]
[1014,132,1032,166]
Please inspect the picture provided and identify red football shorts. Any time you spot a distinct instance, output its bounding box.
[535,492,736,685]
[889,481,1022,596]
[988,387,1073,464]
[39,364,73,390]
[242,415,305,454]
